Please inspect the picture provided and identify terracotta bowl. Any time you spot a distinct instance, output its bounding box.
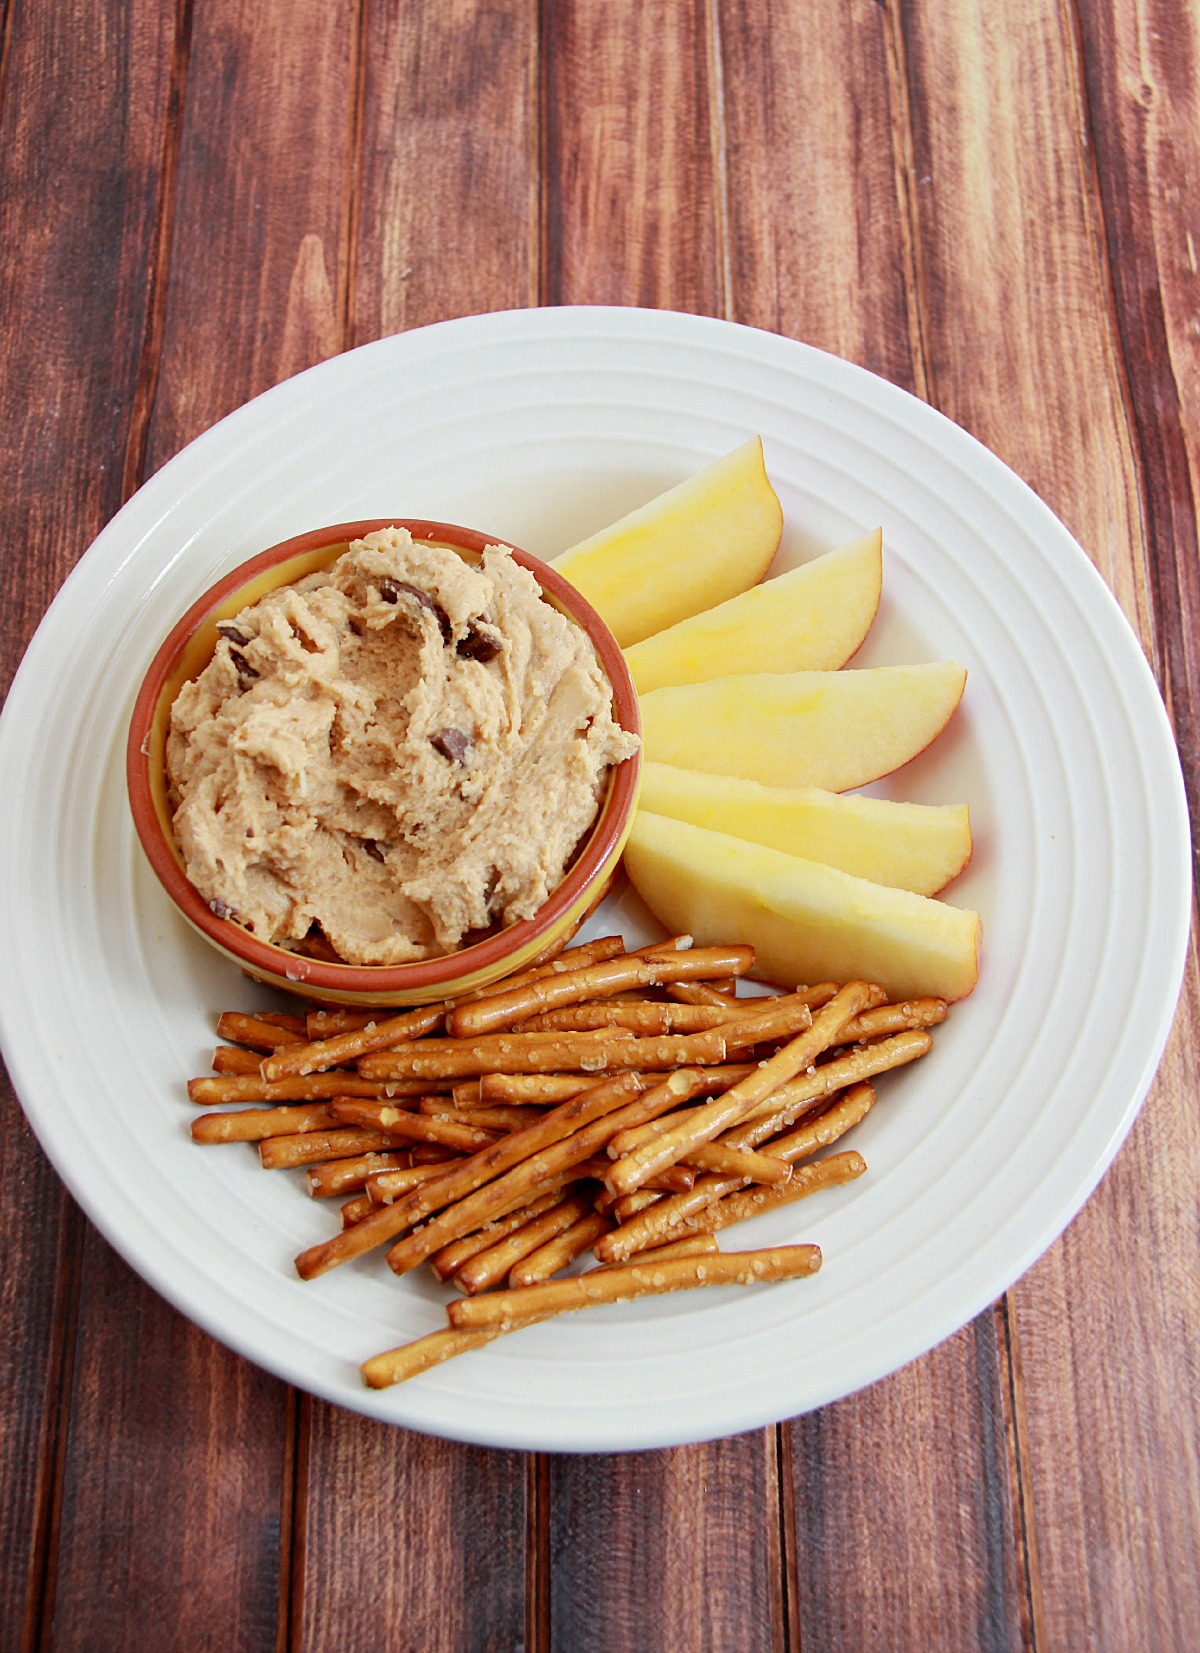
[126,519,642,1006]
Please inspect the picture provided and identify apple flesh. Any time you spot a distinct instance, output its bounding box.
[638,761,972,895]
[624,812,981,1002]
[551,437,783,647]
[639,662,967,791]
[624,529,882,694]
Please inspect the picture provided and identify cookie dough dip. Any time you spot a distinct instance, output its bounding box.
[165,528,640,964]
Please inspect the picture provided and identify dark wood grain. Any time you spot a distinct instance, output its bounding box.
[0,0,1197,1646]
[541,0,723,312]
[294,1399,528,1653]
[0,1,177,1644]
[790,1319,1029,1652]
[144,0,358,476]
[537,12,788,1648]
[717,6,1038,1645]
[291,10,539,1648]
[42,2,358,1646]
[351,0,538,345]
[719,0,918,390]
[547,1430,788,1651]
[893,0,1200,1645]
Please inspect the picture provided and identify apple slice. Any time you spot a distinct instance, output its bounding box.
[639,662,967,790]
[623,529,882,693]
[624,812,981,1002]
[638,762,972,895]
[551,437,783,647]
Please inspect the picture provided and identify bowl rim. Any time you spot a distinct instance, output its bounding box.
[125,518,642,995]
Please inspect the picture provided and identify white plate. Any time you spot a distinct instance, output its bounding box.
[0,307,1190,1452]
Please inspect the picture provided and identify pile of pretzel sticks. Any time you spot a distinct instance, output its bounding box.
[188,931,946,1388]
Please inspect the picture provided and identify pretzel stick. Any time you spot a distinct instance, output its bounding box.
[683,1143,794,1186]
[429,1185,579,1280]
[456,935,627,1005]
[723,1032,932,1149]
[191,1102,340,1143]
[611,1189,664,1223]
[447,1245,823,1330]
[477,1074,596,1103]
[361,1327,502,1389]
[306,1153,434,1199]
[306,1008,375,1038]
[259,1126,406,1170]
[211,1046,268,1075]
[519,1002,735,1034]
[447,945,755,1038]
[294,1072,645,1278]
[370,1159,592,1213]
[456,1189,598,1295]
[600,1233,719,1267]
[340,1194,373,1226]
[187,1074,430,1105]
[602,982,877,1197]
[666,1152,869,1242]
[418,1101,545,1132]
[836,998,947,1044]
[596,1148,865,1264]
[357,1028,640,1080]
[327,1099,500,1154]
[757,1084,877,1164]
[261,1002,447,1080]
[382,1070,717,1279]
[216,1012,307,1050]
[359,1234,749,1389]
[508,1211,614,1288]
[664,981,743,1008]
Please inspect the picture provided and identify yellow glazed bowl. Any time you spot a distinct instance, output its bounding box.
[126,519,642,1006]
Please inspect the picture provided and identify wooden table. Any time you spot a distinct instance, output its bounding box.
[2,3,1197,1648]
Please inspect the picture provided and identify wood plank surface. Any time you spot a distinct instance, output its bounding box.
[0,1,177,1644]
[41,3,355,1646]
[536,11,787,1646]
[0,0,1197,1647]
[541,0,723,312]
[718,5,1039,1645]
[547,1431,787,1651]
[295,7,539,1646]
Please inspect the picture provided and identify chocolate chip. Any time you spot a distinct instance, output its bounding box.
[229,648,259,686]
[362,838,387,863]
[457,624,502,663]
[209,898,236,921]
[347,617,364,637]
[217,623,250,646]
[379,579,452,643]
[431,727,471,764]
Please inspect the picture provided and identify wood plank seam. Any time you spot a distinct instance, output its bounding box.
[774,1422,800,1653]
[276,1385,305,1653]
[0,0,14,135]
[996,1296,1047,1652]
[1061,0,1200,854]
[338,0,368,349]
[525,1451,551,1653]
[880,0,935,406]
[285,1395,315,1653]
[120,0,196,502]
[705,0,733,321]
[21,1198,87,1653]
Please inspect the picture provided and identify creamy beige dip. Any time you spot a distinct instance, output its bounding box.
[166,528,639,964]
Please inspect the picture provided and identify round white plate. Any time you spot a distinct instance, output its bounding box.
[0,307,1190,1452]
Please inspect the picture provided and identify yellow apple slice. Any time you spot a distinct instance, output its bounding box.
[551,437,783,647]
[638,762,972,895]
[623,529,882,693]
[639,662,967,790]
[624,812,981,1002]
